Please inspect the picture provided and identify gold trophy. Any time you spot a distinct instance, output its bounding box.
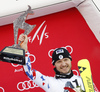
[0,5,36,65]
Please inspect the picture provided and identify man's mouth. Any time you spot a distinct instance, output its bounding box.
[61,66,68,70]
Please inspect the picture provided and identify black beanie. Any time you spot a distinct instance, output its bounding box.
[52,47,72,65]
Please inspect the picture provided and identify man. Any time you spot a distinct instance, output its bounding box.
[19,34,85,92]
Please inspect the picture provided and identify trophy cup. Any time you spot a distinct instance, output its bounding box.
[0,5,36,65]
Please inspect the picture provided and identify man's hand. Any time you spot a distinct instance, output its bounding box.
[18,34,28,52]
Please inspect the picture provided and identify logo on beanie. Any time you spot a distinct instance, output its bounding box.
[56,49,64,54]
[59,55,63,60]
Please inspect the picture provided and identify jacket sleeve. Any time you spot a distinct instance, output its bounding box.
[23,51,50,91]
[23,51,34,80]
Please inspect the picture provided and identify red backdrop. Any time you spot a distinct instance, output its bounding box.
[0,8,100,92]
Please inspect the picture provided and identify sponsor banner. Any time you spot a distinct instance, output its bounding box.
[0,8,100,92]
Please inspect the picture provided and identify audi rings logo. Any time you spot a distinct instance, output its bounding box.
[17,80,38,91]
[48,45,73,58]
[11,53,36,67]
[0,87,5,92]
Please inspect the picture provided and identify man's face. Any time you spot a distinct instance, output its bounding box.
[54,58,72,74]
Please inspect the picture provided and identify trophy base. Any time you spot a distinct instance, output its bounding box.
[0,46,25,65]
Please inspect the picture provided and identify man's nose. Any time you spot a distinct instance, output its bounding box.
[61,61,66,66]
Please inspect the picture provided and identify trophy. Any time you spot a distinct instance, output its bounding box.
[0,5,36,65]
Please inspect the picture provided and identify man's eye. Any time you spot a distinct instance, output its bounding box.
[57,60,61,63]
